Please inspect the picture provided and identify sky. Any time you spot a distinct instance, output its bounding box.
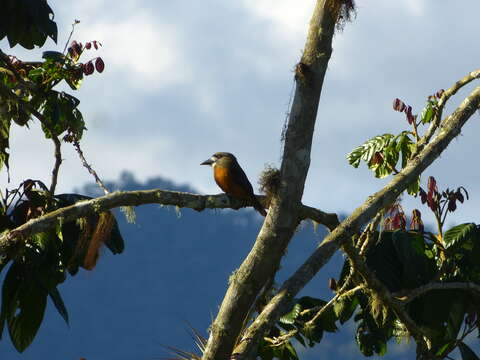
[2,0,480,227]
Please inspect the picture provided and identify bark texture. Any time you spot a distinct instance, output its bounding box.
[0,190,337,256]
[202,1,337,359]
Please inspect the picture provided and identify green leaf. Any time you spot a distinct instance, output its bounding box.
[445,298,466,339]
[334,296,359,324]
[347,134,394,168]
[435,342,453,356]
[8,279,47,352]
[444,223,477,249]
[49,287,69,325]
[420,101,435,124]
[459,342,480,360]
[0,115,11,172]
[407,175,420,195]
[301,323,323,346]
[392,231,436,288]
[280,303,301,325]
[284,341,299,360]
[395,132,416,169]
[0,0,57,49]
[0,262,22,339]
[42,51,65,63]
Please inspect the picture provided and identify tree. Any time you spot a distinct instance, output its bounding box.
[1,0,480,359]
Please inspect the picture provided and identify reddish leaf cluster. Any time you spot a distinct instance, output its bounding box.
[67,40,105,76]
[84,40,101,50]
[419,176,469,214]
[82,57,104,75]
[410,209,424,232]
[392,98,415,124]
[68,40,83,60]
[383,203,406,230]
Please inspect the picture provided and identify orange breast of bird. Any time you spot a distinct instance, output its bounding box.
[214,166,252,201]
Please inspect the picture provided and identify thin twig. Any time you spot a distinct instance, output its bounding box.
[73,140,109,195]
[49,136,62,195]
[308,284,363,326]
[392,281,480,304]
[357,211,383,256]
[63,20,81,55]
[415,69,480,155]
[267,285,364,347]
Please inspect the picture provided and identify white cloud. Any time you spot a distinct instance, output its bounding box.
[53,1,191,92]
[242,0,312,43]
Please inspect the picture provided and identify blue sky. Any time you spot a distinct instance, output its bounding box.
[2,0,480,226]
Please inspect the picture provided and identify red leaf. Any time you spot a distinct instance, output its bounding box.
[410,209,424,232]
[405,105,414,124]
[85,42,92,49]
[95,57,105,73]
[328,278,337,291]
[419,188,427,204]
[427,176,437,194]
[393,98,406,112]
[83,61,95,75]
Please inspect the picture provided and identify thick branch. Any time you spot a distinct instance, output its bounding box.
[0,191,336,256]
[232,84,480,359]
[202,2,337,359]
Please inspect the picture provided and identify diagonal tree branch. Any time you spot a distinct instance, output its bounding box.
[232,84,480,359]
[0,191,338,256]
[415,69,480,154]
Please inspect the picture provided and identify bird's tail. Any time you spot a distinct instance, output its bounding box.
[252,196,267,217]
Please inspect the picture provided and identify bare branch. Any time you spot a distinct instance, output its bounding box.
[415,69,480,154]
[73,139,109,195]
[0,190,336,256]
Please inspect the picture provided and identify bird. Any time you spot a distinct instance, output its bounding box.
[200,152,267,216]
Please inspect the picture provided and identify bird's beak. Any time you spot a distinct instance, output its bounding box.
[200,158,214,166]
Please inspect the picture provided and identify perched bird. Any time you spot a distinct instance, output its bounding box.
[200,152,267,216]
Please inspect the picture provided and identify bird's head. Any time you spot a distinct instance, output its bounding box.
[200,152,237,167]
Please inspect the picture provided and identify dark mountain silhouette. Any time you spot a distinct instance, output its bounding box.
[0,172,415,360]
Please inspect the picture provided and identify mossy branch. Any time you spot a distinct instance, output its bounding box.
[0,190,338,256]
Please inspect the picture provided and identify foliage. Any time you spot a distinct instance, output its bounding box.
[0,0,57,49]
[347,93,444,196]
[1,2,479,360]
[0,180,124,351]
[0,3,125,353]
